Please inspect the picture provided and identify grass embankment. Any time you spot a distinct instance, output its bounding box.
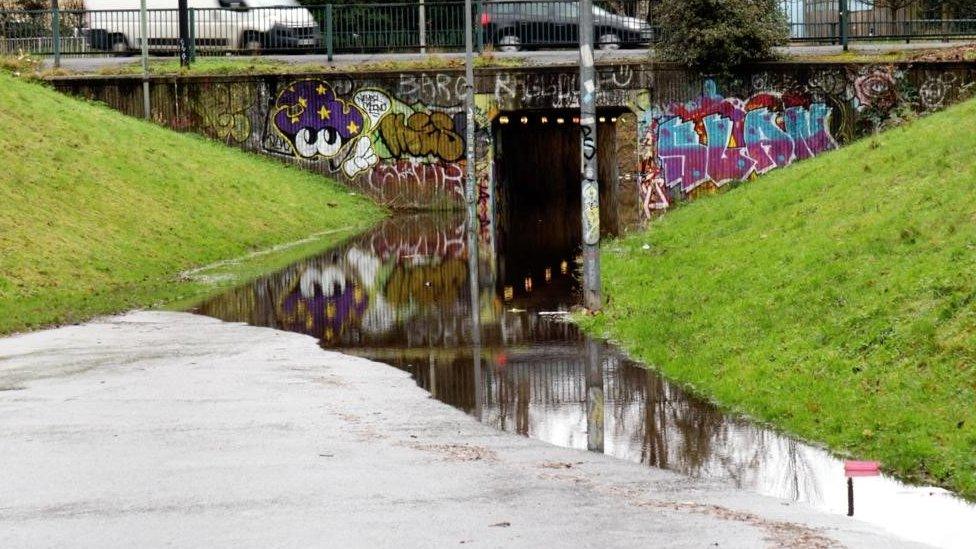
[579,98,976,497]
[0,71,384,335]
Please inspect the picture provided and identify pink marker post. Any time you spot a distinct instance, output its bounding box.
[844,461,880,516]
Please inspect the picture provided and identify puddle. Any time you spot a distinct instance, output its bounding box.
[196,212,976,548]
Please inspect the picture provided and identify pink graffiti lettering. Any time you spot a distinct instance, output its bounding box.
[368,160,465,198]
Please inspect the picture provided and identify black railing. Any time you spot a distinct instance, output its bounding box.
[1,1,974,60]
[780,0,976,43]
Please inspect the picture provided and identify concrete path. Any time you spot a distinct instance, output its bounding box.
[0,312,925,548]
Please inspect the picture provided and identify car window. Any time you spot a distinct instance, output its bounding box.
[488,2,523,15]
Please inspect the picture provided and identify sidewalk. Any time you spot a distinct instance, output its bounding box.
[39,40,973,74]
[0,312,925,548]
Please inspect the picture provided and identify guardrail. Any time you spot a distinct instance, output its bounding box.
[2,1,974,62]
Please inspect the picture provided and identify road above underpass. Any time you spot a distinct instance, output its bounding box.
[41,41,970,73]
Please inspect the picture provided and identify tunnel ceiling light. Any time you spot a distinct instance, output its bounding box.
[520,116,528,124]
[572,117,580,124]
[524,277,533,292]
[560,260,569,274]
[611,117,618,123]
[499,115,510,124]
[540,116,548,124]
[545,267,552,283]
[599,116,606,123]
[556,117,565,124]
[503,285,514,301]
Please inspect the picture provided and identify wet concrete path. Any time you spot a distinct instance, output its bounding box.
[0,311,921,548]
[194,212,975,548]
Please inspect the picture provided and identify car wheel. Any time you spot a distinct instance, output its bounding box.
[110,35,130,56]
[498,34,521,53]
[597,33,621,50]
[241,32,263,54]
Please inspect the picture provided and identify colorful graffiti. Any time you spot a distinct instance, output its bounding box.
[277,262,369,343]
[272,80,366,160]
[368,160,465,198]
[378,111,465,162]
[265,78,474,206]
[264,216,474,344]
[638,80,838,214]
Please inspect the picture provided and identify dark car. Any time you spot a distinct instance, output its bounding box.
[480,1,652,51]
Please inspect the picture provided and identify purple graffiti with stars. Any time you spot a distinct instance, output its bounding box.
[278,266,368,343]
[273,79,366,159]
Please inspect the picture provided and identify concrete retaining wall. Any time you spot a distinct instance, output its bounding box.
[47,61,975,220]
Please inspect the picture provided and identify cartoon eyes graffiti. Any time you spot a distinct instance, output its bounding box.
[294,126,343,158]
[272,79,366,160]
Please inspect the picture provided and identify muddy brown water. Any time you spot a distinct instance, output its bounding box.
[196,211,975,548]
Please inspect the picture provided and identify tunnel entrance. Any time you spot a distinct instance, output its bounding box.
[493,109,624,275]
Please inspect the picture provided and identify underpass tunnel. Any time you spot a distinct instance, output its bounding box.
[492,108,627,298]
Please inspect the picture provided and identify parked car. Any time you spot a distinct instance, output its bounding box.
[83,0,320,54]
[481,1,652,51]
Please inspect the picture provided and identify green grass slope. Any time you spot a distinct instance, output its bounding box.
[0,72,384,334]
[580,98,976,497]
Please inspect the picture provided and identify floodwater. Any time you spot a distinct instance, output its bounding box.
[197,211,976,548]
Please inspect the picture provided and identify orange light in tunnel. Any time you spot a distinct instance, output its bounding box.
[524,277,533,292]
[503,285,514,301]
[572,116,580,124]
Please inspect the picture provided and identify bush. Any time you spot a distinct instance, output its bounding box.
[654,0,789,76]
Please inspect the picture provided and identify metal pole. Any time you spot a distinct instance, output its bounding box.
[140,0,150,120]
[585,339,604,452]
[419,0,426,54]
[579,0,601,311]
[463,0,482,419]
[475,0,483,53]
[463,0,478,256]
[188,8,196,63]
[50,0,60,68]
[847,477,854,516]
[177,0,190,67]
[325,4,333,62]
[839,0,849,52]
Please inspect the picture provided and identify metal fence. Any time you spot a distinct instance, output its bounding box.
[781,0,976,42]
[2,0,975,60]
[0,1,651,59]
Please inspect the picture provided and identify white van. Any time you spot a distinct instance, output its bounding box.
[83,0,320,54]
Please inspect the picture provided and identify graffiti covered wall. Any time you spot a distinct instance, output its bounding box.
[48,61,974,222]
[50,66,650,213]
[261,77,473,208]
[637,63,976,217]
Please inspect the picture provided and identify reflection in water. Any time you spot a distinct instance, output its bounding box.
[197,212,975,549]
